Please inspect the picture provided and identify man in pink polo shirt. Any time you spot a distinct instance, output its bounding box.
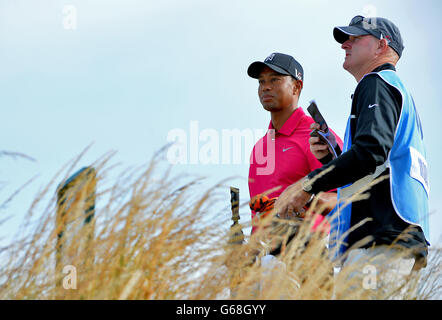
[247,52,343,236]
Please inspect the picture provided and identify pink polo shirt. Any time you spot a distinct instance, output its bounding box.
[248,107,343,234]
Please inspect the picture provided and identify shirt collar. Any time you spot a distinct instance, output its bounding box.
[268,107,305,136]
[356,63,397,88]
[372,63,396,73]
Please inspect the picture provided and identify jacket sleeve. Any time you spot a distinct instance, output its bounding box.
[308,74,402,194]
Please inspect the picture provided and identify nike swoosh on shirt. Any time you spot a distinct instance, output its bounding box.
[282,147,295,152]
[368,104,379,109]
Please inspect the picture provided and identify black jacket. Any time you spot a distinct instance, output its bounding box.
[308,63,427,258]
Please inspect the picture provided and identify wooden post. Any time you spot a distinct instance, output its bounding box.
[229,186,244,245]
[227,187,245,298]
[56,166,96,292]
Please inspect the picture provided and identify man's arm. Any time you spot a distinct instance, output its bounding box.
[275,75,402,215]
[307,75,402,194]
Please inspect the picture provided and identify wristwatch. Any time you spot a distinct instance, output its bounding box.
[301,176,313,193]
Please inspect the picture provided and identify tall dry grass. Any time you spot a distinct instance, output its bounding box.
[0,149,440,300]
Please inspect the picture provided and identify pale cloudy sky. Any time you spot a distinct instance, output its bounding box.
[1,0,441,246]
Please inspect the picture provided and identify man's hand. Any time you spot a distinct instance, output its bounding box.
[314,192,337,216]
[309,123,329,160]
[274,178,312,219]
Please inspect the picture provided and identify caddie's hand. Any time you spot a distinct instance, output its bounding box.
[314,192,338,216]
[274,179,312,219]
[309,123,329,160]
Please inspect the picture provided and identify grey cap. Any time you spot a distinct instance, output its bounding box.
[247,52,303,81]
[333,15,404,57]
